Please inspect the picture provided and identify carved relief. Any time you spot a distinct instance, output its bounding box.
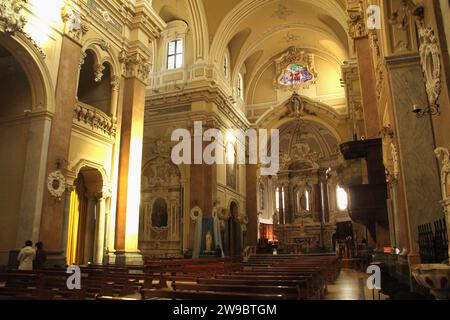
[119,50,152,83]
[418,26,441,110]
[93,64,105,82]
[271,4,294,20]
[61,5,88,42]
[0,0,28,34]
[0,0,46,59]
[347,2,367,39]
[140,152,182,252]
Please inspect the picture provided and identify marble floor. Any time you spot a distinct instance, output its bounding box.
[324,269,388,300]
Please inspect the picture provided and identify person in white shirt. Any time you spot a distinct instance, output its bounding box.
[17,240,36,271]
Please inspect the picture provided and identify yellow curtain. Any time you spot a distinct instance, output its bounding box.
[66,190,80,265]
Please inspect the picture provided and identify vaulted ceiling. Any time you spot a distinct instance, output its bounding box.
[153,0,350,111]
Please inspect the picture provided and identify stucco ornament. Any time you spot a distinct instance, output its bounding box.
[47,170,67,200]
[0,0,28,34]
[190,205,203,221]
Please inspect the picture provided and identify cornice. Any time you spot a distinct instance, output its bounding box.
[145,86,250,131]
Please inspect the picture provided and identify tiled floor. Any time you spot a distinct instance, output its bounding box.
[324,269,388,300]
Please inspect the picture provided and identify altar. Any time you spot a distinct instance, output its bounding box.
[275,223,336,253]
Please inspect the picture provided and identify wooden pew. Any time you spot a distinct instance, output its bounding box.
[140,288,286,300]
[173,282,303,300]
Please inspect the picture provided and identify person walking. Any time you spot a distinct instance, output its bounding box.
[17,240,36,271]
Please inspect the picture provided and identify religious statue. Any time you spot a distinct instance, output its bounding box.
[205,231,213,252]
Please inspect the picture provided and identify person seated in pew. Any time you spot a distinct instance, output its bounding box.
[17,240,36,271]
[33,242,47,270]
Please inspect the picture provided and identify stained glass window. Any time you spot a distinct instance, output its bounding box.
[279,64,313,86]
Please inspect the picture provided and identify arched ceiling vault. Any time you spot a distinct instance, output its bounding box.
[200,0,350,111]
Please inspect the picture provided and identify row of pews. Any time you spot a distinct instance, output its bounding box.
[0,255,341,300]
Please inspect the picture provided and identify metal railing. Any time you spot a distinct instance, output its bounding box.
[418,217,448,263]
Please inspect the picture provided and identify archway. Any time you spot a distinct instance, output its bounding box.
[224,201,242,257]
[0,38,50,265]
[77,50,113,115]
[66,167,105,265]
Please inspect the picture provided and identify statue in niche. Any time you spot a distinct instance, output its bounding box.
[205,231,213,253]
[151,198,168,228]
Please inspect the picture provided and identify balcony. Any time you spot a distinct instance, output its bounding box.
[73,101,116,138]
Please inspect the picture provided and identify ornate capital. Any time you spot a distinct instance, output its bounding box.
[119,50,152,83]
[347,1,367,39]
[61,4,88,43]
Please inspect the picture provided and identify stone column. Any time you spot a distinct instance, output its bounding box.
[84,193,97,264]
[278,186,284,225]
[284,185,291,224]
[39,36,82,257]
[114,75,146,264]
[313,183,322,223]
[245,164,258,246]
[15,113,52,247]
[110,76,120,121]
[60,185,74,263]
[94,193,107,264]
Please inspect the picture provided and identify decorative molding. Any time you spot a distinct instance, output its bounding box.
[0,0,46,59]
[100,39,110,51]
[47,170,67,201]
[435,147,450,196]
[271,4,294,20]
[0,0,27,34]
[79,51,87,69]
[418,26,441,111]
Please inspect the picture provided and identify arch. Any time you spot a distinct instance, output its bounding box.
[151,198,169,228]
[0,33,55,113]
[229,200,239,219]
[186,0,209,61]
[69,159,110,190]
[81,38,121,78]
[255,94,345,143]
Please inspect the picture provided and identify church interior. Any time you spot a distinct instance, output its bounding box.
[0,0,449,302]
